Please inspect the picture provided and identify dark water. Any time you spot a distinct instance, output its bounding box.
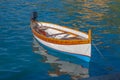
[0,0,120,80]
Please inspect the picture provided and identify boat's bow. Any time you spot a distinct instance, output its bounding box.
[30,12,91,62]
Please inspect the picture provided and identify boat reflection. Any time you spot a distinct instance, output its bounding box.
[32,38,89,79]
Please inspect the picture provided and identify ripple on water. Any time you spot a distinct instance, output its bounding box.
[0,0,120,79]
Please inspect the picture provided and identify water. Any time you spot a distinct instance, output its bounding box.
[0,0,120,80]
[32,38,89,79]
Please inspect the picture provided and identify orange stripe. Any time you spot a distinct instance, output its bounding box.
[32,29,91,45]
[88,30,91,43]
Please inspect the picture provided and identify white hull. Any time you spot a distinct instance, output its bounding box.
[31,20,91,61]
[34,35,91,57]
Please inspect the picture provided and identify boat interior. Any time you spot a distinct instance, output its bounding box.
[33,24,87,40]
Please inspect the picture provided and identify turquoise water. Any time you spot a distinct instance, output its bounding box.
[0,0,120,80]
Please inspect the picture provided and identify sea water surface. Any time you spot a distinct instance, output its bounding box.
[0,0,120,80]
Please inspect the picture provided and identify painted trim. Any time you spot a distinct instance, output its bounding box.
[34,37,90,62]
[40,22,88,35]
[39,22,88,38]
[32,29,90,45]
[88,30,92,43]
[31,21,91,45]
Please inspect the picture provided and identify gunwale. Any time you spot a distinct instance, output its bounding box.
[31,21,91,45]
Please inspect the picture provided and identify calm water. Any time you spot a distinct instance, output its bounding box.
[0,0,120,80]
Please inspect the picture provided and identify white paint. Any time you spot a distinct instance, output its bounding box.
[45,28,61,35]
[34,35,91,57]
[38,22,88,38]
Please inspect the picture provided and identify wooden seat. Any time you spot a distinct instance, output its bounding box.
[34,25,87,40]
[47,33,65,37]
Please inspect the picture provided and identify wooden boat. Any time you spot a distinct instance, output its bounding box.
[30,12,91,62]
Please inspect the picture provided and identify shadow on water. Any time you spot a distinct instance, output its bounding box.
[31,0,120,79]
[32,38,89,80]
[0,0,120,80]
[61,0,120,77]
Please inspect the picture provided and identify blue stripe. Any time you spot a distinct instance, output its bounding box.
[35,39,90,62]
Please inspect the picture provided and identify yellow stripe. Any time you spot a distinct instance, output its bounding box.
[32,29,91,45]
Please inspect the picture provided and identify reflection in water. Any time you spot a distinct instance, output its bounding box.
[57,0,120,77]
[32,38,89,79]
[61,0,109,28]
[30,0,120,77]
[0,0,120,80]
[30,0,120,78]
